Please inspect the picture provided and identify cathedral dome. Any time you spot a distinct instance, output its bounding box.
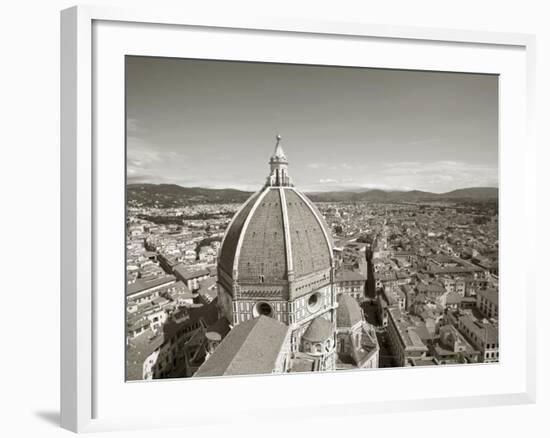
[302,317,334,343]
[218,137,334,292]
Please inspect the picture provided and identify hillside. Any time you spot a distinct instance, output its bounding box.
[127,183,498,207]
[127,184,253,207]
[307,187,498,203]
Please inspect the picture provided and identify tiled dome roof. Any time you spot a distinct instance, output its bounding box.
[218,186,333,283]
[336,294,363,328]
[302,317,334,342]
[218,136,333,294]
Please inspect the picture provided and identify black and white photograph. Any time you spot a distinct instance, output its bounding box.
[125,56,499,380]
[2,0,547,435]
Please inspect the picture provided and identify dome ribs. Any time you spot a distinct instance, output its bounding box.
[236,189,287,282]
[285,189,331,278]
[218,190,262,278]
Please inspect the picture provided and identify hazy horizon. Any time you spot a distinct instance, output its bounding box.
[126,181,498,195]
[126,57,498,193]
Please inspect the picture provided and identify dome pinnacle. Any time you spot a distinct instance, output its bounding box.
[273,134,286,161]
[267,135,291,187]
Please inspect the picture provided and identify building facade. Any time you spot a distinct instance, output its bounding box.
[335,269,366,302]
[476,288,499,319]
[386,307,429,367]
[456,315,499,363]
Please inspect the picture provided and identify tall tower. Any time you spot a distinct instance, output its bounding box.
[216,136,337,371]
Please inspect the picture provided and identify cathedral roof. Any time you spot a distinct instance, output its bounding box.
[218,139,333,288]
[302,317,334,343]
[218,187,333,284]
[194,316,289,377]
[337,294,363,328]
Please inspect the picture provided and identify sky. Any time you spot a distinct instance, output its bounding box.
[126,56,498,193]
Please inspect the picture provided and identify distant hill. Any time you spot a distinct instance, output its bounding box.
[307,187,498,202]
[440,187,499,199]
[127,184,253,207]
[127,183,498,207]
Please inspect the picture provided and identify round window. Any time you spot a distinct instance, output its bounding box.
[253,302,273,318]
[307,292,322,313]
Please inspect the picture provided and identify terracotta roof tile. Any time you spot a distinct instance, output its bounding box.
[195,316,289,377]
[337,294,363,328]
[303,317,334,342]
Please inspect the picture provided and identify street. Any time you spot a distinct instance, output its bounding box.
[361,300,396,368]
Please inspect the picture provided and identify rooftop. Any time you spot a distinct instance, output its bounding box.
[126,275,176,297]
[303,317,334,342]
[173,265,210,280]
[194,316,290,377]
[217,140,333,290]
[459,315,499,344]
[336,294,363,328]
[336,269,366,282]
[388,307,428,352]
[477,288,499,307]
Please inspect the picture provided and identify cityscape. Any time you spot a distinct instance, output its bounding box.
[125,57,498,380]
[125,141,499,380]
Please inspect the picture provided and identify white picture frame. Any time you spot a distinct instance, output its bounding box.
[60,5,536,433]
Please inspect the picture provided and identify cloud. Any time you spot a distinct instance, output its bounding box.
[307,162,326,169]
[302,160,497,193]
[307,162,355,171]
[127,138,163,180]
[125,132,496,193]
[127,136,187,183]
[126,118,139,133]
[372,160,498,192]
